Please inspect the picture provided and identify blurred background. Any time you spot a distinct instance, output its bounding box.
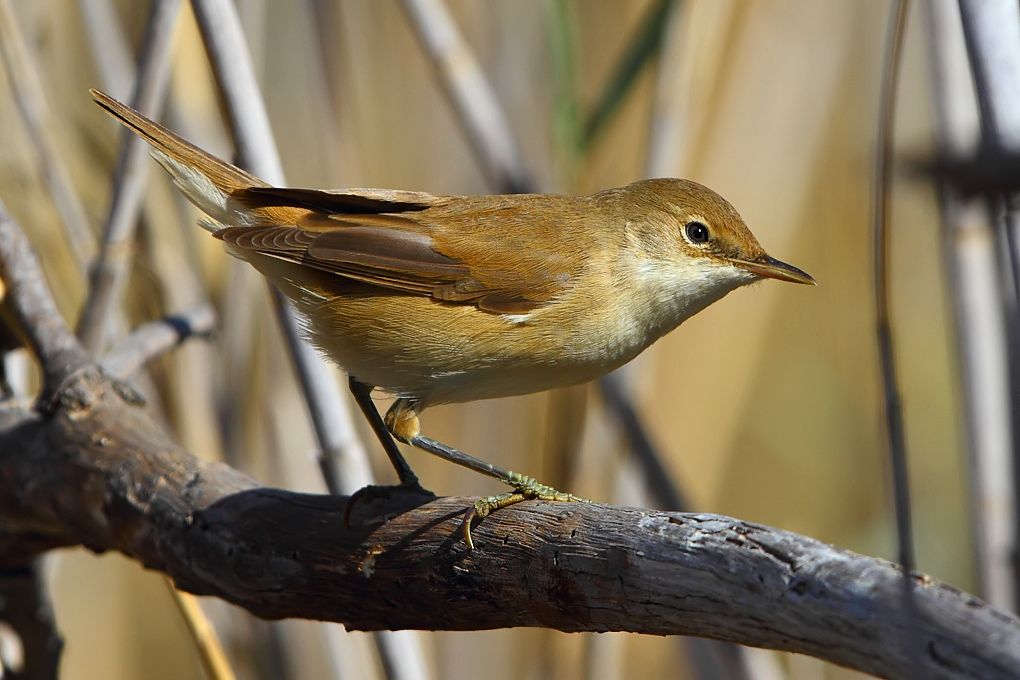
[0,0,1012,678]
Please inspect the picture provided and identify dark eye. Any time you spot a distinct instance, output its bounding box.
[685,221,710,244]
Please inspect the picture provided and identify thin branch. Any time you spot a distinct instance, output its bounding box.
[166,582,237,680]
[398,0,531,193]
[872,0,925,674]
[188,0,285,186]
[921,150,1020,197]
[265,289,373,495]
[99,304,216,381]
[76,0,182,355]
[0,200,91,400]
[0,0,96,274]
[187,3,429,678]
[0,559,62,680]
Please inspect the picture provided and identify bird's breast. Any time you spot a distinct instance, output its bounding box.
[291,281,653,406]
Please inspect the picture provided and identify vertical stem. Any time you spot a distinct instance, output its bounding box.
[187,2,432,678]
[924,0,1009,606]
[957,0,1020,612]
[872,1,925,675]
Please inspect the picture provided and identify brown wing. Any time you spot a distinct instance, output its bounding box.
[91,90,572,310]
[220,187,578,313]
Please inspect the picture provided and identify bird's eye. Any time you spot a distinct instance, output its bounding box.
[685,221,710,244]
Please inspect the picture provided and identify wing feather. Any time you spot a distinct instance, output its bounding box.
[217,187,579,312]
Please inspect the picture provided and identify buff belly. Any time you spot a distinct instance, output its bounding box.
[237,250,652,405]
[289,292,639,406]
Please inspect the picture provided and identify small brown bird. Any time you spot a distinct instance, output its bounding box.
[92,89,814,547]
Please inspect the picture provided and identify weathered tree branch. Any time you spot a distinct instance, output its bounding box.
[1,186,1018,680]
[0,385,1017,680]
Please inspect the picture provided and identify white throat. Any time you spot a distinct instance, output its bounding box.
[627,254,756,342]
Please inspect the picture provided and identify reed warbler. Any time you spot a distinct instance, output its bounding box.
[91,89,815,548]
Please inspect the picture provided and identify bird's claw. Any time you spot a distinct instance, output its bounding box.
[460,474,589,549]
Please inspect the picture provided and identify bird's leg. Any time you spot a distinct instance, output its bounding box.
[344,379,432,525]
[384,400,589,549]
[348,377,420,485]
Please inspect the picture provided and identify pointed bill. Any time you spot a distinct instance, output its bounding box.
[729,255,816,285]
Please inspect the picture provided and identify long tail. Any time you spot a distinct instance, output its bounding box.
[90,89,267,227]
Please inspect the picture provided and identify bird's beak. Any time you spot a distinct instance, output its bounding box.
[729,255,816,285]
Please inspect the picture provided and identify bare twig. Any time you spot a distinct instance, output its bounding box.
[398,0,531,193]
[188,0,285,186]
[76,0,182,355]
[99,303,216,381]
[922,150,1020,196]
[872,1,925,674]
[0,0,96,274]
[0,560,62,680]
[264,291,372,495]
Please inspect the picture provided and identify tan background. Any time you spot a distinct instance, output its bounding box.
[0,0,973,678]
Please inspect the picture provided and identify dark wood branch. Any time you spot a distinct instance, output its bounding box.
[0,559,62,680]
[0,371,1017,680]
[99,303,217,381]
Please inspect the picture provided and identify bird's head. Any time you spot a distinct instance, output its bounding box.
[609,178,814,334]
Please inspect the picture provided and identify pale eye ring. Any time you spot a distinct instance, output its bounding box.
[685,221,710,244]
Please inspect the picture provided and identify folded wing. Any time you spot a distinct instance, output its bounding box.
[221,187,575,314]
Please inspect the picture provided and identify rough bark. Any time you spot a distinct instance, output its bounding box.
[0,371,1017,680]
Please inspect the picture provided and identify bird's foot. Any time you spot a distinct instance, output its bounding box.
[461,473,589,549]
[344,481,435,528]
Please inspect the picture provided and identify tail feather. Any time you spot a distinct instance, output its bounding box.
[90,88,268,227]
